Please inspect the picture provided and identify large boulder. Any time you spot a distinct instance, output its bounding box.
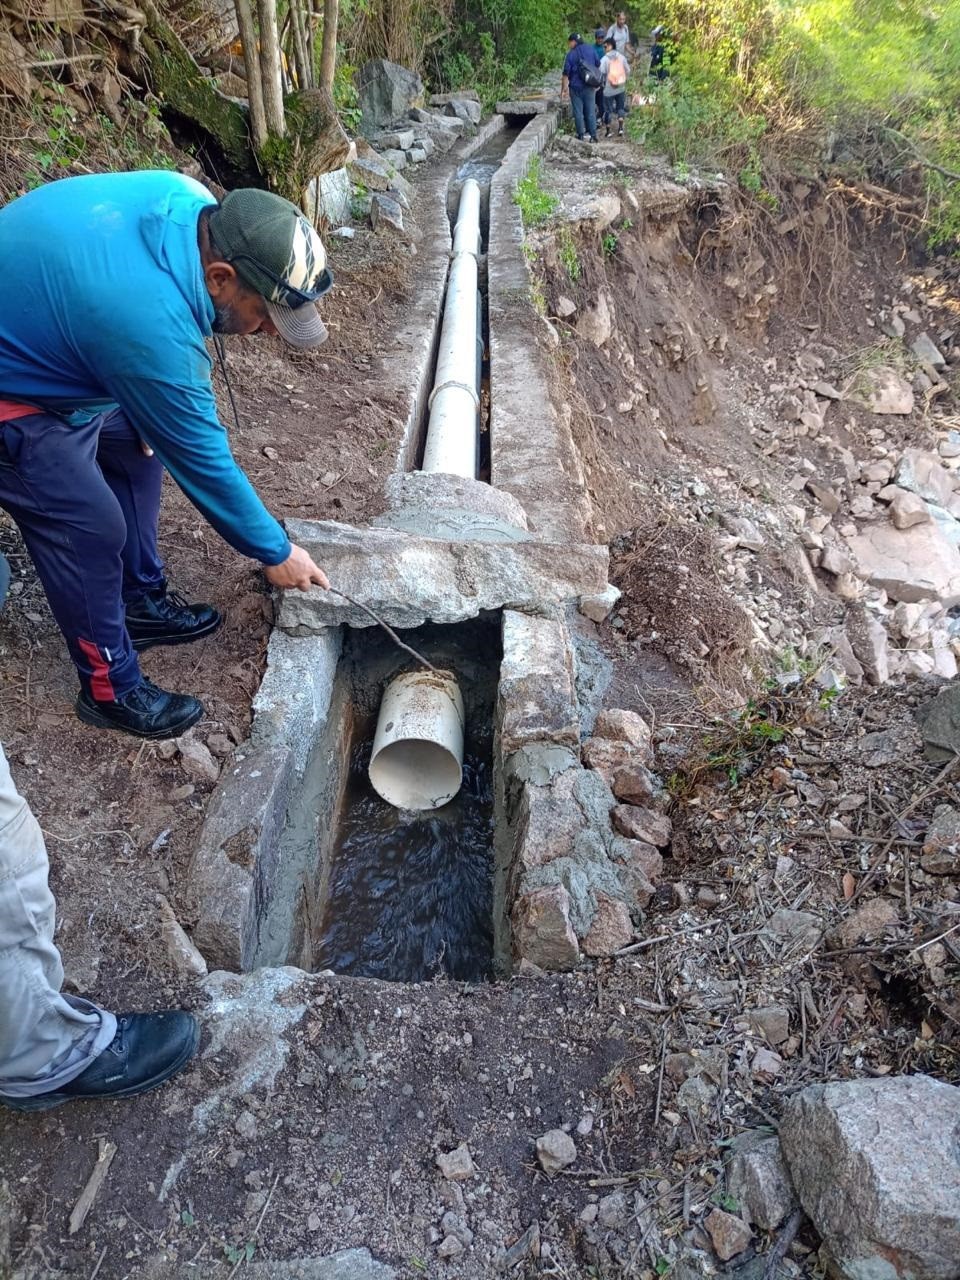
[780,1075,960,1280]
[357,59,423,133]
[846,521,960,606]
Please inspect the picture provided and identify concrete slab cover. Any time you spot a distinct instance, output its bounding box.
[276,519,608,631]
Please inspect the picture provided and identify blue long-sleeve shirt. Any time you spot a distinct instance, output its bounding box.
[563,42,600,92]
[0,170,291,564]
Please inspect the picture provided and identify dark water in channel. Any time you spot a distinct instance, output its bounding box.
[314,735,495,983]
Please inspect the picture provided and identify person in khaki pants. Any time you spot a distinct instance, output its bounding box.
[0,605,198,1109]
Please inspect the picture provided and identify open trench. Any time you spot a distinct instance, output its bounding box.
[207,117,567,986]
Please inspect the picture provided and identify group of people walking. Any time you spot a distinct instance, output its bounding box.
[561,12,671,143]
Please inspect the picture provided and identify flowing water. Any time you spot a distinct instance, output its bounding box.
[313,728,495,983]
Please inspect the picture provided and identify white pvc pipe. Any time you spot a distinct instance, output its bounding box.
[420,179,482,479]
[452,178,482,257]
[368,670,465,811]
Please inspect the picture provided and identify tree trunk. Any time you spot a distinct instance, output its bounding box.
[256,0,285,135]
[289,0,312,90]
[260,86,348,203]
[140,0,256,182]
[318,0,337,94]
[233,0,267,150]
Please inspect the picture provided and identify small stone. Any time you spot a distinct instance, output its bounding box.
[844,604,889,686]
[921,803,960,874]
[157,739,178,760]
[158,895,207,977]
[437,1235,464,1259]
[556,295,577,318]
[748,1006,790,1046]
[169,783,195,802]
[176,734,220,784]
[235,1110,258,1140]
[726,1135,798,1231]
[751,1047,783,1078]
[806,480,841,513]
[440,1211,473,1247]
[611,805,672,847]
[827,898,897,948]
[894,448,955,507]
[890,490,931,529]
[593,708,653,754]
[206,732,234,759]
[436,1143,476,1182]
[536,1129,577,1175]
[512,884,580,971]
[762,908,824,953]
[262,445,279,461]
[911,332,946,368]
[581,893,633,956]
[705,1207,752,1260]
[611,764,662,806]
[597,1191,628,1229]
[578,583,620,623]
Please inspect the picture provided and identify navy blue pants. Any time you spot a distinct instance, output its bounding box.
[0,408,163,700]
[570,85,598,140]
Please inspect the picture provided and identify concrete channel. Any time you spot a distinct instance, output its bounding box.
[185,101,632,982]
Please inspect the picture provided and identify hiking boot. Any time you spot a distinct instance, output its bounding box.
[126,588,221,652]
[76,678,203,739]
[605,124,611,137]
[618,123,625,136]
[0,1012,200,1112]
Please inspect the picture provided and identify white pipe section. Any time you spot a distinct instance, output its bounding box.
[452,178,482,257]
[420,178,482,479]
[368,670,465,811]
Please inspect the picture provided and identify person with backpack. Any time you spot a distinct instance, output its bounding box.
[561,32,601,143]
[600,36,631,137]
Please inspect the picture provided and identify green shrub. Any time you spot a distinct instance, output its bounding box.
[513,157,558,227]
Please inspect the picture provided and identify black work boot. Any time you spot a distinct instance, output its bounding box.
[125,588,221,652]
[76,677,203,739]
[0,1012,200,1112]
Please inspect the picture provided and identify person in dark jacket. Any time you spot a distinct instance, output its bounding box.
[592,26,607,123]
[561,33,600,143]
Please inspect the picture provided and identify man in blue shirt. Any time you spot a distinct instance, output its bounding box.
[0,172,333,738]
[561,33,600,143]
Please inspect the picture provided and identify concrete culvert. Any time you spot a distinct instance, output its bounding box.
[369,669,465,810]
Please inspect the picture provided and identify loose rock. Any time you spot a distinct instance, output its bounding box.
[704,1207,752,1260]
[726,1135,797,1232]
[780,1075,960,1280]
[535,1129,576,1175]
[436,1143,476,1182]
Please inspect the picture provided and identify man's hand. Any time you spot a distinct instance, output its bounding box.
[263,543,330,591]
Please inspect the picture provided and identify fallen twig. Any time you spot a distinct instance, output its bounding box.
[847,757,960,907]
[326,588,436,672]
[69,1139,117,1235]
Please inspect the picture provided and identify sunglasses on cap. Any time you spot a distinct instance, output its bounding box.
[227,252,335,310]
